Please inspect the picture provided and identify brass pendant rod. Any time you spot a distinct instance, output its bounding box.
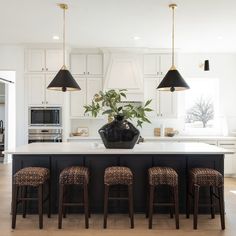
[58,4,68,68]
[63,6,65,66]
[172,5,175,67]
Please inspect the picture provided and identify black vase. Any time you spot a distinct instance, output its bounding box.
[98,115,140,149]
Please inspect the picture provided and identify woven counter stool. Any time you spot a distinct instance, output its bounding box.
[58,166,89,229]
[148,167,179,229]
[12,167,50,229]
[103,166,134,228]
[187,168,225,230]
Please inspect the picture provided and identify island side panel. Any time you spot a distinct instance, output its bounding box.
[85,155,118,213]
[119,155,153,213]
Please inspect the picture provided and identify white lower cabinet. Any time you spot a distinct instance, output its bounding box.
[218,141,236,175]
[144,78,176,118]
[70,77,102,118]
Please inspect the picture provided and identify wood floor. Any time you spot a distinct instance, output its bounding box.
[1,163,236,236]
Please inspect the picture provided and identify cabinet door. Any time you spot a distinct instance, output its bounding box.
[45,49,63,72]
[27,49,45,72]
[87,54,103,75]
[45,74,64,105]
[160,54,172,76]
[70,77,87,117]
[224,154,235,175]
[144,78,160,117]
[86,78,102,103]
[70,54,87,75]
[143,55,159,76]
[159,90,177,118]
[27,74,45,105]
[86,78,102,117]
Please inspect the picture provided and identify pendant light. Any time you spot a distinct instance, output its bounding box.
[47,3,80,92]
[157,4,190,92]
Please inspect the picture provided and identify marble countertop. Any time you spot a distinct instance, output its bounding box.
[4,142,234,155]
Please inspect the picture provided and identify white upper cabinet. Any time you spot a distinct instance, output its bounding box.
[144,78,177,118]
[144,54,172,77]
[70,54,87,75]
[26,74,45,105]
[70,78,87,117]
[70,54,103,76]
[70,77,102,118]
[45,49,63,72]
[26,74,64,106]
[87,55,103,75]
[45,74,64,105]
[26,48,63,72]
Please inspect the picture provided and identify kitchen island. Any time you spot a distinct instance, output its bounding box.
[5,142,233,214]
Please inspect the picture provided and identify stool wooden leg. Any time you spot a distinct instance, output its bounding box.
[58,184,64,229]
[47,180,51,218]
[38,184,43,229]
[84,183,89,229]
[186,183,192,219]
[63,185,66,218]
[170,187,174,219]
[173,185,179,229]
[103,184,109,229]
[22,186,27,218]
[148,185,154,229]
[11,184,18,229]
[193,184,200,230]
[128,184,134,228]
[218,186,225,230]
[145,187,149,218]
[210,186,215,219]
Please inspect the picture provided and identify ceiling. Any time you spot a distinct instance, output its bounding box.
[1,0,236,52]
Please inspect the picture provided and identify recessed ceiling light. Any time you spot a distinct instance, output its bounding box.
[53,35,60,40]
[133,36,141,40]
[217,36,223,40]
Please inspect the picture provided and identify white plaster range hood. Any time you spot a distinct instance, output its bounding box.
[102,49,144,101]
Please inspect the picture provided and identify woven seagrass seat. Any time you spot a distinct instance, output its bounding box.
[148,167,178,186]
[187,167,225,230]
[14,167,49,186]
[12,167,51,229]
[59,166,89,185]
[58,166,89,229]
[104,166,133,185]
[103,166,134,228]
[147,166,179,229]
[189,168,223,187]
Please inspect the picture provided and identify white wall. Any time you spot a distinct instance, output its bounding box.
[0,45,26,146]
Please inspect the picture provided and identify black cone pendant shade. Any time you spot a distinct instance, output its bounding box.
[47,4,80,92]
[47,66,81,92]
[157,4,190,92]
[157,66,190,92]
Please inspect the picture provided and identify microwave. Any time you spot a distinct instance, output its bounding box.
[29,107,62,126]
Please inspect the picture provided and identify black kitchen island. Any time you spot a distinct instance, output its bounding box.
[6,142,232,214]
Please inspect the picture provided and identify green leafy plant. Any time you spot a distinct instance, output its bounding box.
[84,89,152,127]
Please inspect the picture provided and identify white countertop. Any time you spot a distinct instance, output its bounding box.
[4,142,233,155]
[67,135,236,141]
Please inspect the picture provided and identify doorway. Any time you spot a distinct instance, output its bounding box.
[0,71,16,163]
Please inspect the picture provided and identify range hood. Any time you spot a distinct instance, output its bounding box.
[103,49,144,101]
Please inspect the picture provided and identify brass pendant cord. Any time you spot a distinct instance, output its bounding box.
[171,5,175,67]
[59,3,68,68]
[63,6,66,66]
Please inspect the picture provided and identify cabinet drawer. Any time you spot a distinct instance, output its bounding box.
[218,141,236,149]
[200,140,218,146]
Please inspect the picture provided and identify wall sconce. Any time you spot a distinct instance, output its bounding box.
[199,60,210,71]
